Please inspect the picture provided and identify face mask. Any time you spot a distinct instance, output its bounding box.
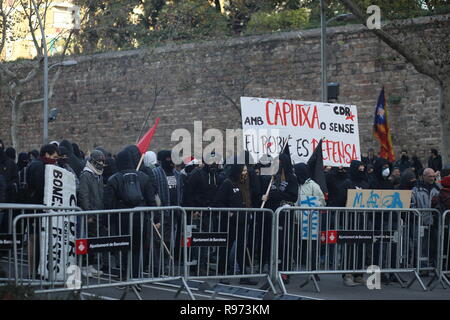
[382,168,390,178]
[93,160,105,172]
[42,157,57,165]
[57,158,67,167]
[162,159,174,171]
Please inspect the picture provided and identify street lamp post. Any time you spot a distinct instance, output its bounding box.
[43,60,77,145]
[31,0,77,145]
[320,2,356,102]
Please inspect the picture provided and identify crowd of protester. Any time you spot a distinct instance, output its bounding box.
[0,138,449,288]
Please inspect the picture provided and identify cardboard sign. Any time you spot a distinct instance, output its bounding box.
[39,165,77,281]
[298,195,321,240]
[241,97,361,167]
[346,189,412,209]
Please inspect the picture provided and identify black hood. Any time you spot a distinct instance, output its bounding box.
[279,152,293,176]
[5,147,16,161]
[349,160,363,181]
[374,157,390,180]
[72,143,82,159]
[60,140,75,155]
[400,169,417,189]
[294,163,310,185]
[124,145,141,168]
[116,150,134,171]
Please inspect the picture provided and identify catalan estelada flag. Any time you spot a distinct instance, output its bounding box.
[373,88,395,162]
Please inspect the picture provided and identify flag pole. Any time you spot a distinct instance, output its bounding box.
[260,139,290,209]
[136,153,145,171]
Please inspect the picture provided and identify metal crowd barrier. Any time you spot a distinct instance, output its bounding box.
[433,210,450,290]
[0,204,80,283]
[3,204,447,298]
[182,207,278,296]
[273,206,429,294]
[10,206,194,300]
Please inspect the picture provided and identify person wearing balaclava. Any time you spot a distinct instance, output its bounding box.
[0,139,19,204]
[59,140,84,177]
[95,146,117,186]
[17,152,30,172]
[77,150,106,277]
[184,151,221,207]
[57,146,79,191]
[394,150,412,173]
[153,150,183,207]
[0,139,19,236]
[398,168,417,191]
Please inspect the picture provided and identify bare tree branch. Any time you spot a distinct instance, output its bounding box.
[339,0,443,83]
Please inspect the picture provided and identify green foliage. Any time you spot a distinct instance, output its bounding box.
[149,0,229,42]
[247,8,311,33]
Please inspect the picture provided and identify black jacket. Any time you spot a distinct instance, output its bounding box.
[184,165,221,207]
[428,155,443,173]
[336,160,370,207]
[78,169,104,211]
[26,158,46,204]
[104,150,157,210]
[0,156,18,203]
[214,178,246,208]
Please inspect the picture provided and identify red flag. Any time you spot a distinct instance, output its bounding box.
[137,118,160,155]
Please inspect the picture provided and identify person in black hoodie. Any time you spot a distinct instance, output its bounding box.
[428,149,443,173]
[325,166,348,207]
[371,157,394,190]
[260,151,298,284]
[0,140,18,205]
[184,151,222,208]
[59,140,84,177]
[214,161,259,285]
[335,160,370,286]
[104,150,156,282]
[17,152,30,172]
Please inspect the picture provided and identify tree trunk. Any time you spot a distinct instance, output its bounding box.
[440,79,450,167]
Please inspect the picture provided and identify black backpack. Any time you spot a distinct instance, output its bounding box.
[121,172,144,207]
